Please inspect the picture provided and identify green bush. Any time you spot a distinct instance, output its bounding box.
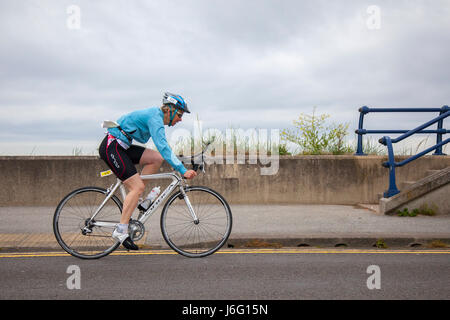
[281,107,353,155]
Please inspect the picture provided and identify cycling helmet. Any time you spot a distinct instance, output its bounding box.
[162,92,190,127]
[163,92,190,113]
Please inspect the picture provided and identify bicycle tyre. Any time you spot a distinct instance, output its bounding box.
[160,186,232,258]
[53,186,122,259]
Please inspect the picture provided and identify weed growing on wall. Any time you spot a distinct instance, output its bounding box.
[281,107,353,155]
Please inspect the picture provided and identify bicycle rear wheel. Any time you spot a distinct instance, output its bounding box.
[53,186,122,259]
[160,186,232,258]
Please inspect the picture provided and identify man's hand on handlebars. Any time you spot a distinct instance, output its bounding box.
[183,169,197,179]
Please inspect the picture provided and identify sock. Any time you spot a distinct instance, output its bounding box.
[117,223,128,234]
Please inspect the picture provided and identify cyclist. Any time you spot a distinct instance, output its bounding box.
[99,92,197,250]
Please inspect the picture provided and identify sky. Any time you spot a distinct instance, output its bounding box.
[0,0,449,155]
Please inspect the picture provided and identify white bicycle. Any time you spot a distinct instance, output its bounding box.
[53,139,232,259]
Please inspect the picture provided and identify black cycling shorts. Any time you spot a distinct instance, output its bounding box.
[98,134,146,181]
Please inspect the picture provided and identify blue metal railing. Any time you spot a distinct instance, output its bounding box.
[378,110,450,198]
[355,105,449,155]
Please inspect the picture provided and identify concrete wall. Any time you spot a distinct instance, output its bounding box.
[0,155,449,206]
[379,167,450,215]
[393,183,450,215]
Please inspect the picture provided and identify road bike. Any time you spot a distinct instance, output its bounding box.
[53,137,232,259]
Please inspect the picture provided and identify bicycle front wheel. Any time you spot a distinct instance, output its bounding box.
[53,186,122,259]
[161,186,232,258]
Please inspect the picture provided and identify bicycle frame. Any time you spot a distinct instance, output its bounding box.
[87,136,213,232]
[88,171,198,230]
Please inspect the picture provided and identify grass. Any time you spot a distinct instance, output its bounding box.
[72,147,83,156]
[426,240,448,248]
[374,239,388,249]
[416,203,437,216]
[181,130,448,157]
[358,136,386,155]
[397,204,437,217]
[171,125,282,158]
[397,208,418,217]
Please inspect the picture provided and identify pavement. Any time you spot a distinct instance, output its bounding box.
[0,204,449,252]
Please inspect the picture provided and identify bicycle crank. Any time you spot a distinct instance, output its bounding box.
[129,219,145,241]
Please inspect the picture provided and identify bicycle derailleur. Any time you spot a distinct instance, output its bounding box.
[81,218,93,235]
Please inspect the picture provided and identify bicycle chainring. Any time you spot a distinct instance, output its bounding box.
[128,219,145,241]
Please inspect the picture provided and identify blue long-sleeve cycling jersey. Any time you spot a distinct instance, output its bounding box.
[107,107,187,175]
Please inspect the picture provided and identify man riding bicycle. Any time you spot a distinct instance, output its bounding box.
[99,92,197,250]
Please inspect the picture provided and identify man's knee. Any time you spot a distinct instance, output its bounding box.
[155,153,164,166]
[141,149,164,167]
[135,181,146,194]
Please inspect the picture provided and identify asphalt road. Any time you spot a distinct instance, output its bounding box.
[0,248,448,302]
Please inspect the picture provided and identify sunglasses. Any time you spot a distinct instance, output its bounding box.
[176,110,184,118]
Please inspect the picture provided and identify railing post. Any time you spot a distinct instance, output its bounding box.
[433,105,449,155]
[379,136,400,198]
[355,106,369,155]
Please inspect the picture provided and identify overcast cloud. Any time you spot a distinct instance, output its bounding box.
[0,0,449,155]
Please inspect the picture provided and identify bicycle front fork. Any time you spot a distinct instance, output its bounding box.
[179,185,199,223]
